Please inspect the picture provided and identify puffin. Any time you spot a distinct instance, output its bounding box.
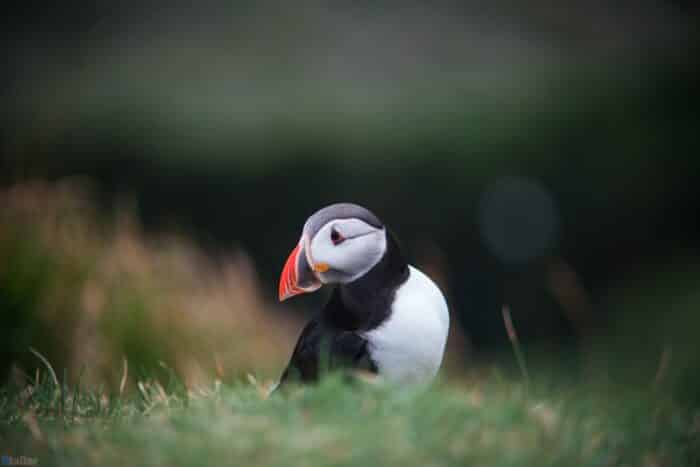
[276,203,449,388]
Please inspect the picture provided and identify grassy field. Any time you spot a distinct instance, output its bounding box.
[1,183,700,466]
[2,366,699,467]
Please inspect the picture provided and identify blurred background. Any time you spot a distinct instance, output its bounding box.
[2,1,699,402]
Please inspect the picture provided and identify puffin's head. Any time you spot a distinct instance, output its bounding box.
[278,203,387,301]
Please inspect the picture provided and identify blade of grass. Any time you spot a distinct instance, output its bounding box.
[653,346,672,391]
[29,347,59,387]
[502,305,530,386]
[61,367,67,416]
[120,357,129,396]
[72,365,85,421]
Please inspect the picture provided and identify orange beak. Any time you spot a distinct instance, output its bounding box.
[278,238,322,301]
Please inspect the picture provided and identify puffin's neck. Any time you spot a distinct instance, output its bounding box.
[324,229,409,331]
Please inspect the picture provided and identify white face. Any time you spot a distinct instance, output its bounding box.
[306,218,387,284]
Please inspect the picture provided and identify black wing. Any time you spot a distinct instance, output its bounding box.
[277,315,376,388]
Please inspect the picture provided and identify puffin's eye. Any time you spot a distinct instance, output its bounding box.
[330,228,344,245]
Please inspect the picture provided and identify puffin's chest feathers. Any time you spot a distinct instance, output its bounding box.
[327,253,449,384]
[360,266,450,384]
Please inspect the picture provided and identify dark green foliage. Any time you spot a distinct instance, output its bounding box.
[0,227,80,381]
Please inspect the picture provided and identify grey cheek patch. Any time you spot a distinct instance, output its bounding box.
[296,248,319,289]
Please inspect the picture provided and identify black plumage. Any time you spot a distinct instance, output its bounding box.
[277,230,409,387]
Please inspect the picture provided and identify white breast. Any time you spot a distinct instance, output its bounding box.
[361,266,449,384]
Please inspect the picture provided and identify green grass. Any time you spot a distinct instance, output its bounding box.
[2,369,699,467]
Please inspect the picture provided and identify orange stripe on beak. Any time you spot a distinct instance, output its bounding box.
[279,243,303,301]
[278,241,322,301]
